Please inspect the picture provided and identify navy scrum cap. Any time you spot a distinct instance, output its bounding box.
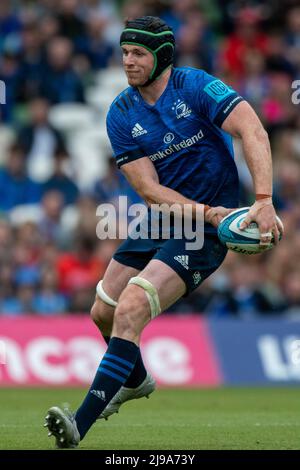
[120,16,175,86]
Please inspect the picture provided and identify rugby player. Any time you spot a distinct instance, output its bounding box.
[44,16,283,448]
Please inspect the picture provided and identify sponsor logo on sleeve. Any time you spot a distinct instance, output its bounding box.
[203,80,235,103]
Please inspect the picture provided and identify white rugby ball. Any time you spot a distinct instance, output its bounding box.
[217,207,282,255]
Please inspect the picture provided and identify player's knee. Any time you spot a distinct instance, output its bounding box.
[114,286,148,333]
[90,300,100,325]
[114,296,139,329]
[90,297,114,329]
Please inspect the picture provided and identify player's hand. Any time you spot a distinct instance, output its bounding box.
[205,206,236,228]
[239,199,284,247]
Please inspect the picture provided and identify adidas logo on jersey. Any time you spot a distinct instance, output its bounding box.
[132,123,147,138]
[90,389,106,400]
[174,255,189,270]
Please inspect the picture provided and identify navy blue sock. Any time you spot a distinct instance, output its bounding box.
[75,337,139,439]
[103,335,147,388]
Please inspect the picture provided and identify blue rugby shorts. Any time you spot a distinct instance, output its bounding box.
[113,233,227,296]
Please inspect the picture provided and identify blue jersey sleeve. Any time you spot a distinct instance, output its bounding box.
[106,102,144,168]
[186,69,244,127]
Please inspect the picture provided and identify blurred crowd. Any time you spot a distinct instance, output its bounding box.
[0,0,299,317]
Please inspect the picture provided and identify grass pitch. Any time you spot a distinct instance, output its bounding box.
[0,387,299,450]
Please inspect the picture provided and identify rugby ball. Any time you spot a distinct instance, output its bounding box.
[217,207,281,255]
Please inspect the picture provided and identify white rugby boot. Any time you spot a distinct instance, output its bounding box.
[44,406,80,448]
[98,372,156,420]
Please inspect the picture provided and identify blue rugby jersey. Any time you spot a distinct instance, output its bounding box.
[106,67,243,231]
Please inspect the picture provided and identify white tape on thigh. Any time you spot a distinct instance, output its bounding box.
[128,276,161,319]
[96,280,118,308]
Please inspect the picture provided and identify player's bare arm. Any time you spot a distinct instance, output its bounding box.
[221,100,284,245]
[121,156,233,226]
